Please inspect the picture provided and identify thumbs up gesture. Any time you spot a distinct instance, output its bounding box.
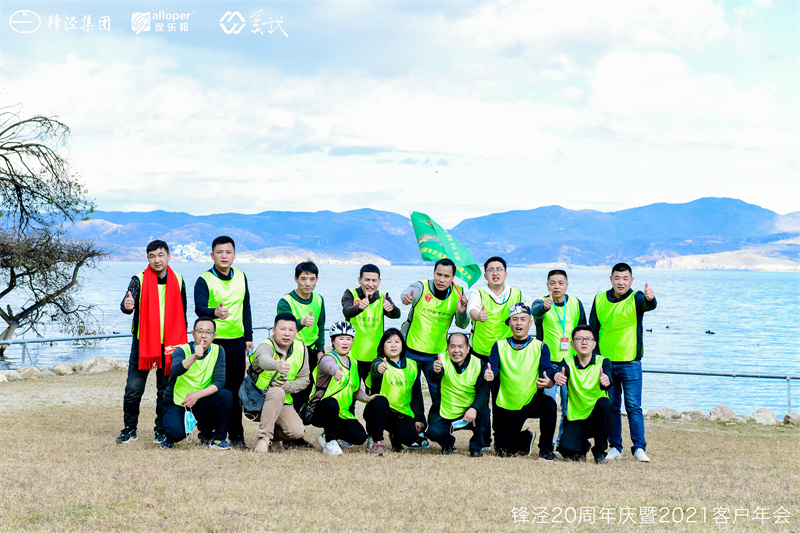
[193,339,205,358]
[123,291,135,311]
[377,357,389,375]
[644,282,655,301]
[215,302,229,320]
[536,371,554,390]
[433,353,444,374]
[484,365,494,382]
[333,366,344,382]
[543,292,553,311]
[402,289,415,306]
[599,370,610,388]
[357,298,369,310]
[382,299,394,313]
[555,367,567,386]
[477,305,488,323]
[457,293,468,313]
[301,312,315,328]
[275,351,291,375]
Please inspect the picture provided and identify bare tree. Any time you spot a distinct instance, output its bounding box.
[0,107,105,356]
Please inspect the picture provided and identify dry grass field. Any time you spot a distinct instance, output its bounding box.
[1,369,798,532]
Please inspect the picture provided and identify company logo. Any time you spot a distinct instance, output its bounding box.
[219,11,245,34]
[424,294,433,303]
[9,10,41,34]
[131,12,151,34]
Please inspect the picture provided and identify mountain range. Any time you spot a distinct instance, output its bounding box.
[69,197,799,269]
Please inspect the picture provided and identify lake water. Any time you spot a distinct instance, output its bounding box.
[3,262,799,417]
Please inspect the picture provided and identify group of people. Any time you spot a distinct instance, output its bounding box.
[118,236,657,463]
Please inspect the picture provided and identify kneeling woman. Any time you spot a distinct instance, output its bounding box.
[364,328,426,456]
[310,321,376,456]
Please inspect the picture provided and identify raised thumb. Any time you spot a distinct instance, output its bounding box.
[126,291,132,298]
[645,282,649,290]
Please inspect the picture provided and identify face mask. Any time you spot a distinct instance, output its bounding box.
[450,419,474,434]
[184,408,198,436]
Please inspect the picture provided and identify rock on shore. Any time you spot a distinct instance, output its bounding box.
[0,357,127,383]
[645,405,792,427]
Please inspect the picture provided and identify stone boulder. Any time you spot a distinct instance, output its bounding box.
[17,366,43,380]
[710,405,736,420]
[0,370,21,381]
[645,409,658,418]
[654,408,681,419]
[73,358,98,373]
[682,410,709,421]
[782,413,800,426]
[88,361,110,374]
[0,374,7,383]
[52,363,74,376]
[745,408,780,426]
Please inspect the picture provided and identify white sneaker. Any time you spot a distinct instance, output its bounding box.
[323,440,343,456]
[606,448,622,460]
[634,448,650,462]
[316,433,326,449]
[367,436,374,452]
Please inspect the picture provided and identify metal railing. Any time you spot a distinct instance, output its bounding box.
[0,330,797,414]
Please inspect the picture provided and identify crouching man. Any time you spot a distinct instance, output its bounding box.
[555,325,614,463]
[162,317,232,450]
[426,332,491,457]
[250,313,310,453]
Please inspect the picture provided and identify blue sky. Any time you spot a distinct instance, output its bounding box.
[2,0,797,226]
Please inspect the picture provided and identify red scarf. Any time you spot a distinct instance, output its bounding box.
[138,265,187,375]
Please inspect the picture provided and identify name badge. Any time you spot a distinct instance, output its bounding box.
[560,337,570,351]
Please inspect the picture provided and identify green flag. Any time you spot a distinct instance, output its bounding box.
[410,211,481,288]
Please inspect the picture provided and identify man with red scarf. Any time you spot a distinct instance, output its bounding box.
[117,240,188,445]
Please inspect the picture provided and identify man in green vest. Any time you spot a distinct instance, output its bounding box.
[341,264,401,385]
[466,256,532,450]
[161,317,232,450]
[118,239,187,445]
[276,261,325,449]
[426,332,490,457]
[554,325,613,463]
[589,262,657,462]
[194,236,254,450]
[487,303,557,460]
[532,269,587,449]
[250,313,310,453]
[400,258,469,448]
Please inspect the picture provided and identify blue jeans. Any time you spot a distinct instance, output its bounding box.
[609,360,646,454]
[544,382,568,447]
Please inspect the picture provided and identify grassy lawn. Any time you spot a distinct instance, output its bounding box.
[1,370,798,532]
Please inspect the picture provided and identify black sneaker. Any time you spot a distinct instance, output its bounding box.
[538,450,557,461]
[407,433,429,450]
[230,439,250,451]
[293,438,315,450]
[153,431,166,444]
[196,433,211,446]
[594,453,608,464]
[519,428,535,456]
[470,449,484,458]
[160,440,175,449]
[283,440,298,451]
[441,446,457,455]
[116,428,138,444]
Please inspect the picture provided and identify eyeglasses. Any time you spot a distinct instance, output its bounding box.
[194,329,214,336]
[573,337,594,343]
[486,268,505,274]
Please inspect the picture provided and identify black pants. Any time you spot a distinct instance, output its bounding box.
[292,344,319,414]
[427,403,490,453]
[494,392,557,456]
[471,350,493,447]
[558,397,613,459]
[310,397,367,444]
[163,389,233,444]
[362,395,418,446]
[213,336,246,440]
[122,339,168,433]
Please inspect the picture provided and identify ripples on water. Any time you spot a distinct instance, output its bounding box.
[3,262,799,417]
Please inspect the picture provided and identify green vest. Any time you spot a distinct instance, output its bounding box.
[250,338,306,405]
[312,352,359,420]
[366,358,417,417]
[173,343,220,405]
[471,287,521,356]
[133,271,184,341]
[439,354,482,419]
[348,289,386,362]
[282,292,323,347]
[201,268,246,339]
[564,355,609,421]
[495,337,543,411]
[405,281,461,354]
[593,291,638,362]
[540,295,582,363]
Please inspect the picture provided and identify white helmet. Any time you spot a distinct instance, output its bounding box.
[329,320,356,339]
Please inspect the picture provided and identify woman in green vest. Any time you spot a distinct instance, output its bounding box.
[364,328,425,456]
[309,321,376,456]
[554,325,614,464]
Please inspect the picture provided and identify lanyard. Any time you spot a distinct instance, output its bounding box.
[552,298,567,336]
